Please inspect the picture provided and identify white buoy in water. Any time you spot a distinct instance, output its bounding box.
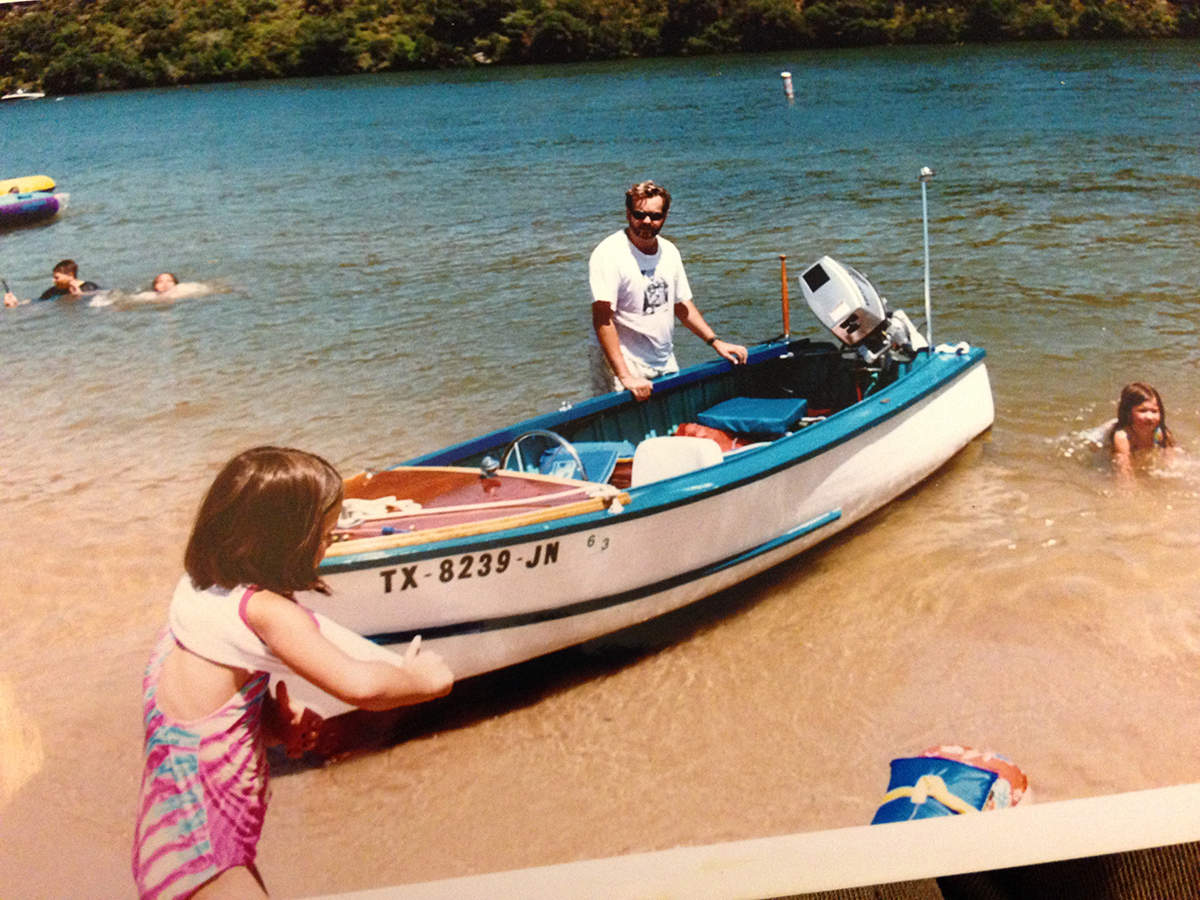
[780,71,794,100]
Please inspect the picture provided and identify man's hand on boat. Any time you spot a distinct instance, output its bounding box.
[619,372,655,402]
[710,338,749,366]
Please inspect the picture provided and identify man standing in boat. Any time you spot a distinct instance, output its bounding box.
[589,181,747,401]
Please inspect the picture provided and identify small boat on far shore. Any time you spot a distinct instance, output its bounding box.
[1,88,45,101]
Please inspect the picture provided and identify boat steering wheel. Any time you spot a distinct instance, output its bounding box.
[501,429,588,481]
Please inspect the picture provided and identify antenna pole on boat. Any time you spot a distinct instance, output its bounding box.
[779,254,790,339]
[919,166,935,348]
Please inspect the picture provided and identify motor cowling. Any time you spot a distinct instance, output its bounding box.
[799,255,927,363]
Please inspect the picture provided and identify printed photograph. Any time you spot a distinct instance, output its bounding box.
[2,16,1198,897]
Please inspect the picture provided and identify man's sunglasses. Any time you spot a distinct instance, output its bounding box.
[629,209,665,221]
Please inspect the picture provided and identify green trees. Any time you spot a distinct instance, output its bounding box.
[0,0,1194,95]
[1077,0,1178,37]
[804,0,893,46]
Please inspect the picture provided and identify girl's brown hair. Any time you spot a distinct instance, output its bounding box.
[185,446,342,594]
[1114,382,1175,448]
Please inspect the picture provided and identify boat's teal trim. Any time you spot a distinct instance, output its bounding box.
[362,509,841,646]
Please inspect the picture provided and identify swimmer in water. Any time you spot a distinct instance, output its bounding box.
[4,258,101,307]
[152,272,179,293]
[1109,382,1175,479]
[140,272,220,302]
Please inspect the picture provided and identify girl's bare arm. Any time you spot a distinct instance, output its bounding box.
[246,591,452,711]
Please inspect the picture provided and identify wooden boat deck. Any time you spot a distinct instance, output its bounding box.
[327,466,627,555]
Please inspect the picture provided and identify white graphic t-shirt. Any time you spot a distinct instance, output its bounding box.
[588,229,693,370]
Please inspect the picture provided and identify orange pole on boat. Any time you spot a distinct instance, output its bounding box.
[779,254,790,338]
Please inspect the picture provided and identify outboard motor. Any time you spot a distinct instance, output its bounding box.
[799,256,927,364]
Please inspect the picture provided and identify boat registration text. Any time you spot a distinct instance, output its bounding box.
[377,539,565,593]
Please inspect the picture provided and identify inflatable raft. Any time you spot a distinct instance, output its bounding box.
[0,190,67,228]
[0,174,55,194]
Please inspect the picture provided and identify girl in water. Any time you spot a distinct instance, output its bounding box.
[132,446,453,898]
[135,272,216,302]
[1109,382,1175,479]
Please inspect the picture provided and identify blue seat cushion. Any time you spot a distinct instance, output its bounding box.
[696,397,808,437]
[539,440,635,482]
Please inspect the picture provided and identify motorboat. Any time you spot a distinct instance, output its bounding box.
[308,254,993,685]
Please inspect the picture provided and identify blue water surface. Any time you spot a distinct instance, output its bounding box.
[1,40,1198,499]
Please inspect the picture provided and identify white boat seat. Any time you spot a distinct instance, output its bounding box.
[630,436,723,487]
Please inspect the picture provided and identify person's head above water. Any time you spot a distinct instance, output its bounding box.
[1114,381,1173,449]
[153,272,178,293]
[51,259,79,289]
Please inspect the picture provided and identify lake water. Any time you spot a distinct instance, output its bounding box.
[2,39,1200,897]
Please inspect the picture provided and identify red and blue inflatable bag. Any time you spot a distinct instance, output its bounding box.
[871,745,1029,824]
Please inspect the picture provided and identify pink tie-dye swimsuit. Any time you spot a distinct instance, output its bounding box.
[132,588,270,899]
